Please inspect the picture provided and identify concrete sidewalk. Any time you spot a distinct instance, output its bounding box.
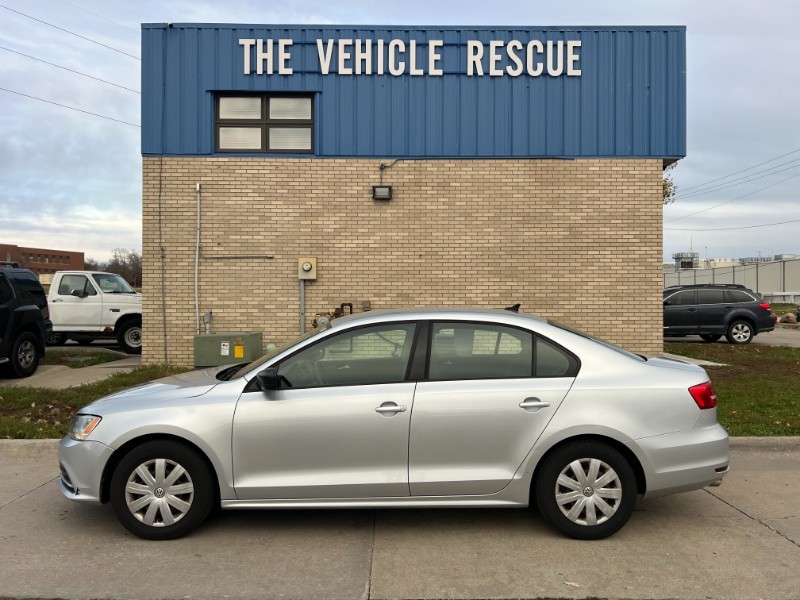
[0,355,140,389]
[1,437,798,600]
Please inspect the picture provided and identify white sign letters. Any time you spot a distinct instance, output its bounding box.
[239,38,581,77]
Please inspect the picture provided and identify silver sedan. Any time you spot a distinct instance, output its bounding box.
[58,309,729,540]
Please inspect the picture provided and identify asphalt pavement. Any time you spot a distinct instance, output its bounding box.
[1,438,799,600]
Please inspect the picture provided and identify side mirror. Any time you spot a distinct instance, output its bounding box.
[256,367,279,391]
[71,289,86,299]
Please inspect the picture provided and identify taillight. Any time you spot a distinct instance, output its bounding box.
[689,381,717,409]
[759,303,771,311]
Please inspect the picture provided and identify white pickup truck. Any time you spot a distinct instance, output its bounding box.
[46,271,142,354]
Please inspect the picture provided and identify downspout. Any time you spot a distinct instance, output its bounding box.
[194,182,201,335]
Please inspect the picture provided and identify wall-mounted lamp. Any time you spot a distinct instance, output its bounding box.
[372,185,393,201]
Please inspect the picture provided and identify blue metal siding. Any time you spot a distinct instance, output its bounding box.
[141,24,686,158]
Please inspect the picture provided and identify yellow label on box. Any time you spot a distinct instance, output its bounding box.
[234,345,244,359]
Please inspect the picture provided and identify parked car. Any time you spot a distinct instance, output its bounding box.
[0,262,52,377]
[46,271,141,354]
[58,308,729,541]
[663,283,774,344]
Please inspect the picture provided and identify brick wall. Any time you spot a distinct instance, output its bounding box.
[142,157,663,366]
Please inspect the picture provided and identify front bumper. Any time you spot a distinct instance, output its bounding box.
[57,437,113,503]
[635,420,730,498]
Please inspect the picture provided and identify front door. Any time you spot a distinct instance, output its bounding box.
[49,274,102,329]
[233,322,418,500]
[663,290,698,334]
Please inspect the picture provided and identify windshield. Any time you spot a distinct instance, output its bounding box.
[229,328,326,379]
[92,273,136,294]
[549,320,646,362]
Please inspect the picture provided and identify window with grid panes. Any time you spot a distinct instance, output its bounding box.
[216,95,313,153]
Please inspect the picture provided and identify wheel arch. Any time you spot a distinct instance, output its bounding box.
[114,313,142,334]
[529,434,647,502]
[99,433,220,505]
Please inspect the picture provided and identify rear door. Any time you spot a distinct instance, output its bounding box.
[696,289,730,333]
[408,321,577,496]
[0,273,13,351]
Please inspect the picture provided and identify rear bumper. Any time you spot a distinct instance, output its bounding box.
[635,422,730,498]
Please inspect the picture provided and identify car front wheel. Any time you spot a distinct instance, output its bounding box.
[117,320,142,354]
[535,441,637,540]
[726,320,753,344]
[110,440,215,540]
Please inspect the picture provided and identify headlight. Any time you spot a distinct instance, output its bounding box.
[68,414,102,441]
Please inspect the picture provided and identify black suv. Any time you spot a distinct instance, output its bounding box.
[0,262,52,377]
[663,283,773,344]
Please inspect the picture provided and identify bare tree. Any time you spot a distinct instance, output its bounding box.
[663,162,677,205]
[86,249,142,287]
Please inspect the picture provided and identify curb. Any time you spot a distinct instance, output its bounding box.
[0,438,60,458]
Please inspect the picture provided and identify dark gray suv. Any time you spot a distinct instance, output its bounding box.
[0,262,52,377]
[663,284,774,344]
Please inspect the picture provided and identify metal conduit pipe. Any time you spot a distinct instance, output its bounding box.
[194,182,201,335]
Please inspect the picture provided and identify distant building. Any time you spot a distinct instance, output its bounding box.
[0,244,84,276]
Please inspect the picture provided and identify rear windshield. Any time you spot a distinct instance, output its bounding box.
[9,271,47,309]
[548,320,646,362]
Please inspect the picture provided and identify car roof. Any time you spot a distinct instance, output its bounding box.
[328,307,547,328]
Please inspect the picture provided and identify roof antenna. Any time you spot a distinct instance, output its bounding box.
[504,303,521,312]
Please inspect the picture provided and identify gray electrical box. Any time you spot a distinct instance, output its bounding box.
[193,332,263,368]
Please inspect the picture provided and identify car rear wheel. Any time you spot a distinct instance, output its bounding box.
[7,332,41,378]
[535,441,637,540]
[699,334,722,343]
[110,440,214,540]
[726,320,753,344]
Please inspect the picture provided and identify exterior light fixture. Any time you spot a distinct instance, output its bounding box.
[372,185,392,200]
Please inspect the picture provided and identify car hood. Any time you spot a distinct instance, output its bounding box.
[101,293,141,305]
[81,368,222,414]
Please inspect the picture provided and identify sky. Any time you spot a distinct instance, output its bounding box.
[0,0,798,263]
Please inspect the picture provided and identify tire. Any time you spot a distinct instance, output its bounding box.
[535,441,637,540]
[110,440,215,540]
[45,332,68,346]
[8,332,41,378]
[117,319,142,354]
[725,320,753,345]
[699,334,722,343]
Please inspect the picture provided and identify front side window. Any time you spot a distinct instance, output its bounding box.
[216,95,313,153]
[58,274,96,297]
[277,323,417,388]
[0,274,13,304]
[664,290,695,306]
[428,322,533,381]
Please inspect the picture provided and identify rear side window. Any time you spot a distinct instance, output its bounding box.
[9,271,47,309]
[727,290,755,303]
[429,322,533,380]
[697,290,726,304]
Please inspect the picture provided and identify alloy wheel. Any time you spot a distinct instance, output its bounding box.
[17,340,35,369]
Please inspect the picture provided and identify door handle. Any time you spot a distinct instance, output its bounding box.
[686,308,697,313]
[519,398,550,410]
[375,403,407,415]
[52,298,63,303]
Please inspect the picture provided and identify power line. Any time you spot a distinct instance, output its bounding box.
[0,45,139,94]
[666,218,800,232]
[56,0,139,35]
[674,161,800,201]
[665,171,800,223]
[0,3,140,61]
[677,146,800,194]
[0,86,140,127]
